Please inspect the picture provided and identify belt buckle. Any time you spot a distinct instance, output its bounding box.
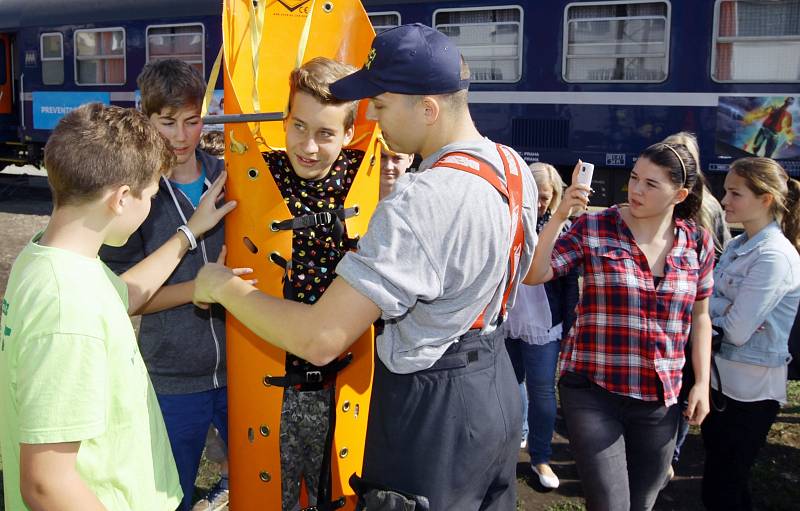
[306,370,323,383]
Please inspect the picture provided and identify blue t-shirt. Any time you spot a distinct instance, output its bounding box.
[171,165,206,208]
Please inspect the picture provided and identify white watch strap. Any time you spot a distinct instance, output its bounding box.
[177,225,198,250]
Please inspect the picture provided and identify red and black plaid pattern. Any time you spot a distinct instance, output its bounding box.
[552,206,714,405]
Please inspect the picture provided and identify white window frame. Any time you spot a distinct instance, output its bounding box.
[73,27,126,86]
[40,32,64,61]
[368,11,402,33]
[433,5,524,84]
[145,23,206,76]
[562,0,671,83]
[40,32,64,85]
[711,0,800,83]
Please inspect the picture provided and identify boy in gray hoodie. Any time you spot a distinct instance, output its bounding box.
[101,59,229,511]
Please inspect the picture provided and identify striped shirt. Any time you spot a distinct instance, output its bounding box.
[552,206,714,406]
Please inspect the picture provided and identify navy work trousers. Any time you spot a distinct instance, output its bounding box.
[361,330,521,510]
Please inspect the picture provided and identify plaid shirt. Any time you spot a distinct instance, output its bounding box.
[552,206,714,405]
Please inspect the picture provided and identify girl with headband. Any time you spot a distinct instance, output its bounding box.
[524,140,714,510]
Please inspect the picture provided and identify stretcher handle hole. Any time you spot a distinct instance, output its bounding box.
[342,401,351,413]
[248,427,254,444]
[260,425,270,437]
[339,447,349,458]
[243,237,259,254]
[263,375,273,387]
[270,221,280,232]
[353,204,360,216]
[260,471,271,483]
[248,168,259,180]
[322,1,334,13]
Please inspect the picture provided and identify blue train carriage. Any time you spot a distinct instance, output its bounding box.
[0,0,223,167]
[364,0,800,205]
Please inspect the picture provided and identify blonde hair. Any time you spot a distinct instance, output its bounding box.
[530,162,564,212]
[289,57,358,129]
[730,157,800,253]
[662,131,728,253]
[45,103,174,207]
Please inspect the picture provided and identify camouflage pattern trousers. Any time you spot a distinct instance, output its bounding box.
[280,386,332,511]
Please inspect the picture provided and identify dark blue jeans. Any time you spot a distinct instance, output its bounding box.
[157,387,228,511]
[506,338,561,464]
[559,372,679,511]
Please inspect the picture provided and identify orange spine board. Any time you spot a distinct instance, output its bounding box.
[222,1,378,509]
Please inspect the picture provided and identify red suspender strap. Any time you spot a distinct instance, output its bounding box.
[433,144,525,330]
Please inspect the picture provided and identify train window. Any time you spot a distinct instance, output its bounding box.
[75,28,126,86]
[433,6,523,83]
[368,12,401,34]
[712,0,800,82]
[147,24,205,75]
[40,33,64,85]
[563,1,670,83]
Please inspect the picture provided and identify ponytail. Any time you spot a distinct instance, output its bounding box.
[783,177,800,253]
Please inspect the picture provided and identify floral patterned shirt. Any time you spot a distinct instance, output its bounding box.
[265,149,364,304]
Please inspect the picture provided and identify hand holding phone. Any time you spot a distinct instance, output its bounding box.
[576,162,594,197]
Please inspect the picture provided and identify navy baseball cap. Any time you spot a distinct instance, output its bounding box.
[330,23,469,100]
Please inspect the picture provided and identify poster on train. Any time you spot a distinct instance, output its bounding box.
[716,96,799,160]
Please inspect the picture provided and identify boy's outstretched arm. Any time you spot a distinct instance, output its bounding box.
[20,442,107,511]
[122,172,236,315]
[133,246,232,315]
[194,265,381,366]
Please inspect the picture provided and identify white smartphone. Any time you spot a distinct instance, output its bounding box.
[576,162,594,197]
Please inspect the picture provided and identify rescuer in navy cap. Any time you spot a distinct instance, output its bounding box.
[330,23,469,99]
[194,22,538,510]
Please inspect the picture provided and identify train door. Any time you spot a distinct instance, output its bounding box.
[0,33,12,115]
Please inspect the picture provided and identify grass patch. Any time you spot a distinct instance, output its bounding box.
[749,380,800,511]
[544,500,586,511]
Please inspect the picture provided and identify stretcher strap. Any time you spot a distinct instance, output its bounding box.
[271,207,358,232]
[265,352,353,388]
[201,45,225,118]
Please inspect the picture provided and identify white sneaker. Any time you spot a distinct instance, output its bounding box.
[520,438,528,449]
[532,463,560,489]
[192,479,229,511]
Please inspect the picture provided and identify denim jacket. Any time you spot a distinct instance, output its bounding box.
[710,221,800,367]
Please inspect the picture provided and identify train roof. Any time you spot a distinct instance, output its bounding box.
[0,0,223,30]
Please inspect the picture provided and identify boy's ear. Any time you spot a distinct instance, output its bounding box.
[343,124,355,146]
[420,96,440,126]
[108,185,132,216]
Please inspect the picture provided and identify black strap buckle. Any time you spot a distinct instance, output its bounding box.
[264,353,354,389]
[271,207,359,232]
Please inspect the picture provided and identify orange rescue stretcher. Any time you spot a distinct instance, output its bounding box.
[216,1,380,509]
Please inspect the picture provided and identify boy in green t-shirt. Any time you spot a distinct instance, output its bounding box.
[0,103,236,510]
